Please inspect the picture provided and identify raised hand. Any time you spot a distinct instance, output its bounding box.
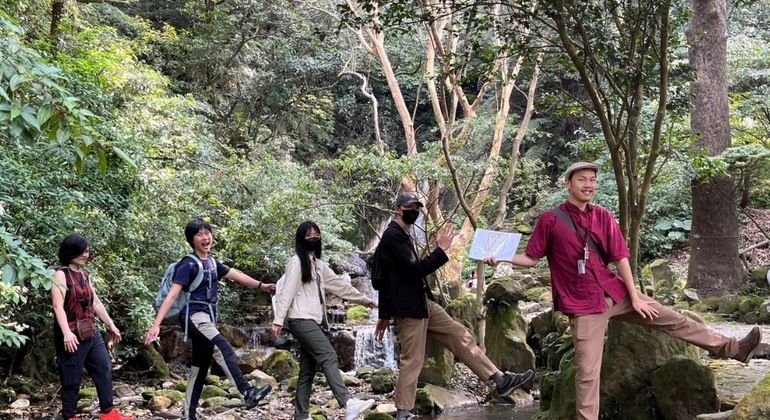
[436,224,455,251]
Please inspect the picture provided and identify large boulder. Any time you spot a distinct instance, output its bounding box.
[237,347,275,373]
[418,337,454,387]
[331,330,356,372]
[731,370,770,420]
[483,293,535,376]
[650,355,719,419]
[131,344,170,379]
[538,316,705,420]
[445,294,478,337]
[264,350,299,382]
[483,279,527,307]
[218,325,249,348]
[420,384,477,412]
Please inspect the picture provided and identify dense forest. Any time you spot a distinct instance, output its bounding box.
[2,0,770,411]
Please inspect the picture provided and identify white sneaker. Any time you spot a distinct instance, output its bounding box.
[345,398,375,420]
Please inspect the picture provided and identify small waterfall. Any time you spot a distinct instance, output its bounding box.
[353,324,397,370]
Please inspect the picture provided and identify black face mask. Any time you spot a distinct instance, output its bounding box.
[305,237,322,254]
[401,209,420,225]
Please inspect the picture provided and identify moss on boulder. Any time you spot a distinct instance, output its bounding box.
[265,349,299,382]
[731,370,770,419]
[347,305,371,322]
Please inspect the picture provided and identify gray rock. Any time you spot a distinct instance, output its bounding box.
[421,384,476,412]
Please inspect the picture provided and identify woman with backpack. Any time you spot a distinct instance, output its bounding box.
[51,234,134,420]
[272,221,377,420]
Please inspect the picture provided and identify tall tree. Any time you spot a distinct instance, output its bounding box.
[686,0,742,295]
[544,0,675,276]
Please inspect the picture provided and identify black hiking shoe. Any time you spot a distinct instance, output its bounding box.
[245,384,272,409]
[496,370,535,397]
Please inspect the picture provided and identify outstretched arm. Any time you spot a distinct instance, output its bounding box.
[225,269,276,293]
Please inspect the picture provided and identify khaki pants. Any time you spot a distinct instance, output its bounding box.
[393,300,498,410]
[572,294,738,420]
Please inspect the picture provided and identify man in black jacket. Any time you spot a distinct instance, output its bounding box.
[374,192,534,420]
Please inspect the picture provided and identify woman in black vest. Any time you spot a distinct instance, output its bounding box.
[51,234,133,420]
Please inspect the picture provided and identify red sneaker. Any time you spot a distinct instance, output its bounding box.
[100,408,135,420]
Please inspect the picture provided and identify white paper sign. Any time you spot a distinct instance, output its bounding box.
[468,229,522,261]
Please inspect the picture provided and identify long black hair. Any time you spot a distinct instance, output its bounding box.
[58,234,90,266]
[295,221,321,284]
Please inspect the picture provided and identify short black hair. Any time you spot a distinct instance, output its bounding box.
[185,218,212,248]
[58,234,90,266]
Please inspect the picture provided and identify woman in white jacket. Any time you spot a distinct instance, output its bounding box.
[272,221,376,420]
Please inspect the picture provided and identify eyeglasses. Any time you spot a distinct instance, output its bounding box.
[305,235,321,240]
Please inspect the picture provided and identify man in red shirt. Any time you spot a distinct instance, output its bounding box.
[484,161,763,420]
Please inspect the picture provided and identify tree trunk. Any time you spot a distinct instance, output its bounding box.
[50,0,65,55]
[686,0,742,295]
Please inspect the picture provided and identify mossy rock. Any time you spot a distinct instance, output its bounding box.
[265,349,299,382]
[516,224,533,234]
[347,305,372,322]
[77,398,92,413]
[141,389,156,400]
[148,395,173,411]
[158,389,185,403]
[717,295,741,315]
[650,355,719,419]
[288,375,298,391]
[205,374,221,386]
[445,294,478,336]
[310,405,327,418]
[131,344,170,379]
[731,370,770,419]
[201,396,228,408]
[174,381,187,392]
[749,267,769,288]
[484,279,527,306]
[525,286,551,302]
[484,303,535,376]
[743,311,762,324]
[758,299,770,323]
[79,386,97,399]
[371,368,396,394]
[200,385,228,399]
[738,296,765,315]
[414,388,434,414]
[673,302,690,311]
[418,337,454,387]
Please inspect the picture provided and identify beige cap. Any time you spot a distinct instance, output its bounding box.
[564,161,599,180]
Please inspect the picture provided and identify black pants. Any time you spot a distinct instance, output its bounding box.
[57,331,114,418]
[185,311,253,419]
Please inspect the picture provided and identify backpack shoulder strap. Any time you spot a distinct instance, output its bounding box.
[549,207,605,259]
[186,253,206,292]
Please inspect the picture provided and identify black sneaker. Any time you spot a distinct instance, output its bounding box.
[496,370,535,397]
[244,384,272,409]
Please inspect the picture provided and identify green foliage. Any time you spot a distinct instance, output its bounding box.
[0,227,55,348]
